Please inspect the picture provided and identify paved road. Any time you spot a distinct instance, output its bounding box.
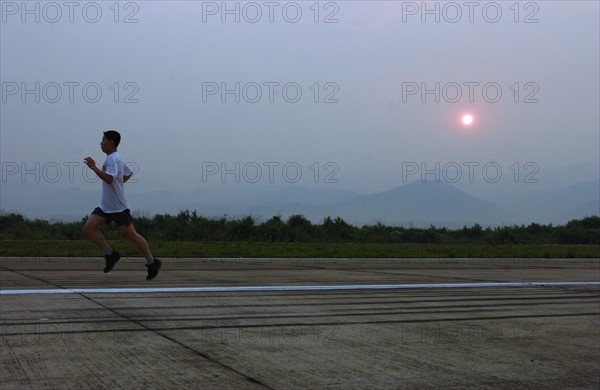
[1,257,599,389]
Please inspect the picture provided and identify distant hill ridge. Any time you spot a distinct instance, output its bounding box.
[1,179,598,227]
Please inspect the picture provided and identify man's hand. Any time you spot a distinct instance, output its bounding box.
[83,157,96,169]
[84,156,113,184]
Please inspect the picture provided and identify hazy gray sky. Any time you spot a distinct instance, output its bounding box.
[1,1,599,193]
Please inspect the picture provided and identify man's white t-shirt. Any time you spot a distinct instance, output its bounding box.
[99,152,133,213]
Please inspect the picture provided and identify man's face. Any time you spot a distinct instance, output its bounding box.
[100,137,114,153]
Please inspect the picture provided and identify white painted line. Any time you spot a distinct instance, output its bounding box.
[1,282,599,295]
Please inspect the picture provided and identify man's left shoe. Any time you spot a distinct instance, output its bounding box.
[146,258,162,280]
[104,251,121,273]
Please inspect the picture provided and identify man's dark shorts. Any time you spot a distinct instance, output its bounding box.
[92,207,133,227]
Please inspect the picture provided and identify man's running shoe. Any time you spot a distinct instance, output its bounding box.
[146,258,162,280]
[104,251,121,273]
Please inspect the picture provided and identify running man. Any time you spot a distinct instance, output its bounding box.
[83,130,162,280]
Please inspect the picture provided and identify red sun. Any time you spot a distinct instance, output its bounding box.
[462,114,474,125]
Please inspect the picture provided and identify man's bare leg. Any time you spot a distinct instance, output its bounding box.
[83,214,121,272]
[119,223,152,259]
[119,223,161,280]
[83,214,110,249]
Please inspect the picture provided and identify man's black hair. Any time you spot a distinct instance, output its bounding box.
[104,130,121,147]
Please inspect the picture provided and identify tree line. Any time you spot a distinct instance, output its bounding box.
[1,210,599,245]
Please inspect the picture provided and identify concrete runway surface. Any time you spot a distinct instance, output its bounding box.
[1,257,599,389]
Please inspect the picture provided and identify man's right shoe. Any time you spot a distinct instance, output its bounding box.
[104,251,121,273]
[146,258,162,280]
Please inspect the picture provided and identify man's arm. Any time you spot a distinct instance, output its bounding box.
[84,157,114,184]
[123,163,134,183]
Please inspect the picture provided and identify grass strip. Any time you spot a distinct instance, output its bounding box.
[1,240,599,258]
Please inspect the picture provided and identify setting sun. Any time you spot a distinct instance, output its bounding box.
[462,114,474,126]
